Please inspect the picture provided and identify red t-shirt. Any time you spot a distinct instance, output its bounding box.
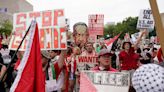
[119,48,139,70]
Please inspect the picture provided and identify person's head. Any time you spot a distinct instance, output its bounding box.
[96,43,100,47]
[67,46,73,56]
[84,42,94,53]
[152,48,157,53]
[132,64,164,92]
[148,43,153,48]
[137,48,142,54]
[143,45,150,53]
[122,41,132,50]
[49,50,61,59]
[41,51,50,68]
[73,22,89,48]
[100,44,107,50]
[1,39,8,49]
[73,46,81,55]
[98,49,113,68]
[139,53,152,65]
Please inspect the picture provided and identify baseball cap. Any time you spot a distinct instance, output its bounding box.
[98,49,113,57]
[41,51,50,59]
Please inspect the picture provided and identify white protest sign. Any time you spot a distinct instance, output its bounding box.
[80,71,130,92]
[9,9,67,51]
[76,56,98,71]
[131,32,142,44]
[137,9,155,29]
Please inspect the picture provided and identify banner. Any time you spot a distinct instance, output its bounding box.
[88,14,104,42]
[80,71,130,92]
[137,9,154,29]
[9,9,67,51]
[76,56,98,71]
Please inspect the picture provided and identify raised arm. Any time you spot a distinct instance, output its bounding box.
[57,50,67,69]
[133,29,147,50]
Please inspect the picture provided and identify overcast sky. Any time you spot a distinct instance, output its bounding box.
[27,0,164,30]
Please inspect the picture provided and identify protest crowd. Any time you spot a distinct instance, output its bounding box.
[0,2,164,91]
[0,20,164,92]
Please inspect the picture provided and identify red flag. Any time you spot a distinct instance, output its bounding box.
[10,21,45,92]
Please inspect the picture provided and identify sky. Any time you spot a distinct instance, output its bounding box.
[26,0,164,31]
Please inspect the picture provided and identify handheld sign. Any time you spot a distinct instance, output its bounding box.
[137,9,155,29]
[88,14,104,42]
[9,9,67,51]
[76,56,98,71]
[80,71,130,92]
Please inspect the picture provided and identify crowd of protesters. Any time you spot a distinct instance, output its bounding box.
[0,22,164,92]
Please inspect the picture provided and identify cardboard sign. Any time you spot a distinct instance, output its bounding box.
[137,9,155,29]
[80,71,130,92]
[9,9,67,50]
[88,14,104,36]
[76,56,98,71]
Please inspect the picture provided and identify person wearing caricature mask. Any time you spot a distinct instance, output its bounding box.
[73,22,89,51]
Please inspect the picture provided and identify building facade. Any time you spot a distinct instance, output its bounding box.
[0,0,33,23]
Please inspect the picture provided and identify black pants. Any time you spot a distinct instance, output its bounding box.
[0,82,6,92]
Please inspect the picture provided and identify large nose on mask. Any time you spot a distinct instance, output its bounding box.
[78,35,84,42]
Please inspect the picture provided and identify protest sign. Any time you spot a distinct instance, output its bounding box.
[137,9,154,29]
[9,9,67,51]
[76,56,98,71]
[88,14,104,42]
[80,71,130,92]
[131,32,142,44]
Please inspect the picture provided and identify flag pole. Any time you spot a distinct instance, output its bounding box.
[0,23,32,82]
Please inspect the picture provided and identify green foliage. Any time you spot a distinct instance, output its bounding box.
[0,20,13,35]
[149,27,156,37]
[104,17,140,39]
[104,24,115,38]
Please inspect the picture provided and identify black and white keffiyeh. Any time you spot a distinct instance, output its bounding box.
[132,64,164,92]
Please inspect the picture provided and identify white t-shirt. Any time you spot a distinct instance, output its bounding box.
[46,58,64,92]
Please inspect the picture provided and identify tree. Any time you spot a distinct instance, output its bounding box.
[0,19,13,36]
[104,17,140,39]
[104,24,115,39]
